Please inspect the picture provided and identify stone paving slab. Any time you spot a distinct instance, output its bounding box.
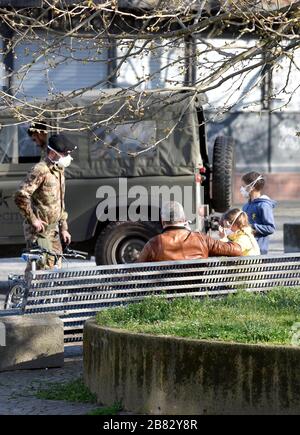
[0,352,98,415]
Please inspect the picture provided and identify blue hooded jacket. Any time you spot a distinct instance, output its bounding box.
[242,196,276,255]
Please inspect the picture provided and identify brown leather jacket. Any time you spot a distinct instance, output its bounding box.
[138,226,242,262]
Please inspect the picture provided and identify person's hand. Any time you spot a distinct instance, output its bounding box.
[32,218,47,233]
[218,225,226,239]
[61,230,72,245]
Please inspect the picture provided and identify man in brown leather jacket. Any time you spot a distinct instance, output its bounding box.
[137,201,242,262]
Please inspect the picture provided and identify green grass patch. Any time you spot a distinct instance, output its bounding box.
[36,378,97,404]
[96,288,300,346]
[87,402,123,415]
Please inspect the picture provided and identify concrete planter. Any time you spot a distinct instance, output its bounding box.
[83,319,300,415]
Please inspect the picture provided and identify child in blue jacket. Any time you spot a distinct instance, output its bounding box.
[240,172,276,255]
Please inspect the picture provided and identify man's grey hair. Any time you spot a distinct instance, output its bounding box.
[161,201,186,224]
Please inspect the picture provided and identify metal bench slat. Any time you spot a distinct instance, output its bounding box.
[25,275,300,307]
[29,252,300,278]
[27,269,300,294]
[29,261,300,287]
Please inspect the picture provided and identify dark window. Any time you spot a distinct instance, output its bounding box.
[0,123,41,164]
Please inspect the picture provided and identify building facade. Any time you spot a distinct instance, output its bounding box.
[0,1,299,201]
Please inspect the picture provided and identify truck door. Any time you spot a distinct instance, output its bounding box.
[0,122,41,245]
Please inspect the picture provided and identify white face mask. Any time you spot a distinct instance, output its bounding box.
[224,228,234,236]
[48,146,73,168]
[240,186,250,199]
[240,175,263,199]
[223,211,244,236]
[57,154,73,169]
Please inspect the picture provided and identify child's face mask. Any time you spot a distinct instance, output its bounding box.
[240,175,264,199]
[224,211,244,235]
[222,220,234,236]
[224,228,234,236]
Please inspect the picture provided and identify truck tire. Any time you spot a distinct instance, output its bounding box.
[95,222,161,265]
[212,136,235,213]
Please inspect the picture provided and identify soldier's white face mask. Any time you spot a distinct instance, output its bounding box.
[48,146,73,168]
[56,154,73,169]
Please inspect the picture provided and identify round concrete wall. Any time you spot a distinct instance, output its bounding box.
[83,319,300,415]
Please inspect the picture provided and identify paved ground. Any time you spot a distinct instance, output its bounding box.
[0,349,100,415]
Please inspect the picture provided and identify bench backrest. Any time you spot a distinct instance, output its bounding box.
[24,253,300,345]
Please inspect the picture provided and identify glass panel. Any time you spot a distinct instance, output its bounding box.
[272,47,300,112]
[90,121,157,160]
[18,124,41,163]
[196,38,263,112]
[14,33,108,98]
[206,112,300,174]
[271,112,300,172]
[205,111,269,172]
[117,39,185,89]
[0,125,17,164]
[0,122,41,164]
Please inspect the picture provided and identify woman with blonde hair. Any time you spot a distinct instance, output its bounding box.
[219,208,260,256]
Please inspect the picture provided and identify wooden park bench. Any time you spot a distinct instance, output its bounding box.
[1,253,299,346]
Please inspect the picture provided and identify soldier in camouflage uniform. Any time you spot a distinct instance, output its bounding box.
[15,134,76,274]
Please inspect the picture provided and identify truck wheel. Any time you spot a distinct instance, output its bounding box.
[212,136,235,213]
[95,222,161,265]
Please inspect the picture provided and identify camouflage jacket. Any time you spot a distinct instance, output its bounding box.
[14,158,68,232]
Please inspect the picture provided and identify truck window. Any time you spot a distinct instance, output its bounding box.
[89,121,157,160]
[0,123,41,165]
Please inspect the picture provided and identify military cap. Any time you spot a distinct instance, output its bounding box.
[48,134,77,154]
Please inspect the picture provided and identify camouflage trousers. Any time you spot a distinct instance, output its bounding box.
[23,222,63,276]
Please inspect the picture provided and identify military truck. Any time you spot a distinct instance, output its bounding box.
[0,89,234,264]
